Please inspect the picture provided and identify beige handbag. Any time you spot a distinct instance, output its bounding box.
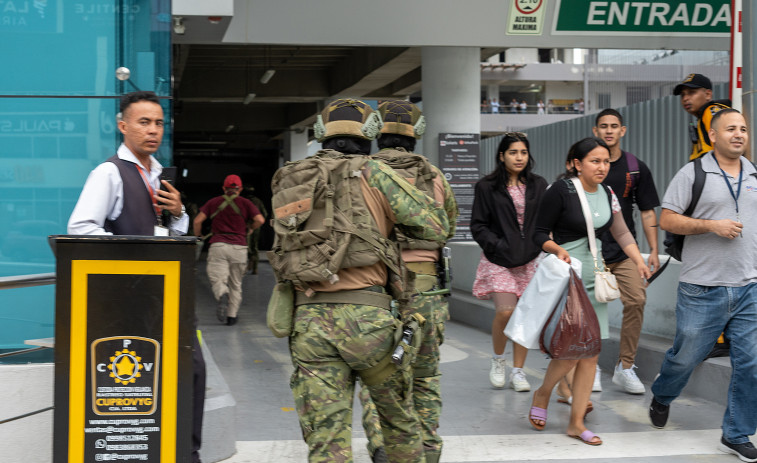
[571,178,621,303]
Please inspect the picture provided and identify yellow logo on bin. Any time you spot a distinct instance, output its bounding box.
[108,349,144,384]
[91,336,160,415]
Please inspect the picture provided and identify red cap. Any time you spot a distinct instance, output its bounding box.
[223,175,242,188]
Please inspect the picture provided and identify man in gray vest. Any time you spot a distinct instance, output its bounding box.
[68,91,206,463]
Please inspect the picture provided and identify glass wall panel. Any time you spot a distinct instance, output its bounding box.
[0,0,171,353]
[0,1,171,97]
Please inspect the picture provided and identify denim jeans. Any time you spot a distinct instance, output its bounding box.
[651,282,757,444]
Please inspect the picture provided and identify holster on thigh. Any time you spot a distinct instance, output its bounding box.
[359,313,425,386]
[358,354,397,386]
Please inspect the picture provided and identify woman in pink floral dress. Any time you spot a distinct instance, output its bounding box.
[471,133,547,392]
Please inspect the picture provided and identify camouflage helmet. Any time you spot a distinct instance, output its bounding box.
[377,100,426,139]
[313,98,383,142]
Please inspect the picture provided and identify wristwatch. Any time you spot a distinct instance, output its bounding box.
[173,204,186,218]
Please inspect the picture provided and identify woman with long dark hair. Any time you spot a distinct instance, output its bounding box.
[529,137,651,445]
[471,132,548,392]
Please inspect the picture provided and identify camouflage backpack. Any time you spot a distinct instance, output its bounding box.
[267,149,406,296]
[371,148,443,251]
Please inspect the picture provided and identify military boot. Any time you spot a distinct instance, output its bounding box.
[371,447,388,463]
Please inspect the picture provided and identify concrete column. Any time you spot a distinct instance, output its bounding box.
[421,47,481,165]
[743,1,756,159]
[486,85,499,102]
[282,129,309,164]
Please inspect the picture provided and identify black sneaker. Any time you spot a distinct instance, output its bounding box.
[719,436,757,462]
[217,294,229,323]
[226,316,238,326]
[649,397,669,428]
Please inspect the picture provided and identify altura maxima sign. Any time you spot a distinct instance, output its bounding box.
[553,0,731,35]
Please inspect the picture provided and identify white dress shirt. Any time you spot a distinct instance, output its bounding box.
[67,144,189,236]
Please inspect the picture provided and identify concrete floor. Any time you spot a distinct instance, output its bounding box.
[195,260,748,463]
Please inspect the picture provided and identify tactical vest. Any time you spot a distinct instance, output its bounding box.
[267,150,404,293]
[371,148,443,251]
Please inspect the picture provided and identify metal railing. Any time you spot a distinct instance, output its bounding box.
[0,272,56,424]
[0,272,56,290]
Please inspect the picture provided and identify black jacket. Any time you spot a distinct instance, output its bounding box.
[471,174,548,268]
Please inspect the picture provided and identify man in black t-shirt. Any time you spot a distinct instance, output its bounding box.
[593,109,661,395]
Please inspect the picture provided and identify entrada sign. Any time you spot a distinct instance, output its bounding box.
[553,0,731,35]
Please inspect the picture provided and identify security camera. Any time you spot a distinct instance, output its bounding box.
[173,17,185,35]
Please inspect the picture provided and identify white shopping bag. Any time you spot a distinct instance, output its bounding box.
[504,254,582,349]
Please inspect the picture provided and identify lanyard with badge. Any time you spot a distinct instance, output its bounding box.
[135,164,169,236]
[715,154,743,238]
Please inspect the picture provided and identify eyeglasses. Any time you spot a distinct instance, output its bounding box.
[505,131,527,138]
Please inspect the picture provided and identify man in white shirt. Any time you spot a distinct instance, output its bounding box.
[68,91,188,236]
[67,91,204,463]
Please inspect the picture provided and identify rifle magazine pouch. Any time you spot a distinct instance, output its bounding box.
[267,281,295,337]
[414,274,437,293]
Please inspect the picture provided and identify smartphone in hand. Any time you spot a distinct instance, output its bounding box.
[159,167,178,191]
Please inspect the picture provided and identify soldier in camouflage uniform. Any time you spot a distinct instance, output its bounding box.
[241,187,267,274]
[274,99,450,463]
[360,100,458,463]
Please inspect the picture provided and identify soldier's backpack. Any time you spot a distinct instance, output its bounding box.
[267,150,406,297]
[371,149,443,251]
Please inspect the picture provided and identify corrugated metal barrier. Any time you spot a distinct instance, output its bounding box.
[478,85,729,253]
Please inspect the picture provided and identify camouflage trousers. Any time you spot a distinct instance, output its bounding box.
[358,384,383,455]
[289,302,425,463]
[246,228,261,273]
[360,284,448,461]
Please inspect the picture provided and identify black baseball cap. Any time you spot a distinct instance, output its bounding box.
[673,73,712,95]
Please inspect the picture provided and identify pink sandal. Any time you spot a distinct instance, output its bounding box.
[568,429,602,446]
[528,406,547,431]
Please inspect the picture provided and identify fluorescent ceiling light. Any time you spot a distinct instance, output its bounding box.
[180,141,227,145]
[243,93,256,105]
[225,125,235,133]
[260,69,276,84]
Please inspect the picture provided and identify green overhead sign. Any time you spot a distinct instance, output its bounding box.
[554,0,731,35]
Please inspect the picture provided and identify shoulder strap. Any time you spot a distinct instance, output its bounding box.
[684,156,706,217]
[570,178,601,270]
[624,151,640,191]
[210,194,243,220]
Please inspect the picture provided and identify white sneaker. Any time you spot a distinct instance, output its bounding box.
[489,358,506,388]
[612,363,646,394]
[592,366,602,392]
[509,368,531,392]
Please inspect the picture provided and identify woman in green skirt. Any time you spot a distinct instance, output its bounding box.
[528,137,651,445]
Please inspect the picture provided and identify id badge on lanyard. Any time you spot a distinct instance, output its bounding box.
[135,164,168,236]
